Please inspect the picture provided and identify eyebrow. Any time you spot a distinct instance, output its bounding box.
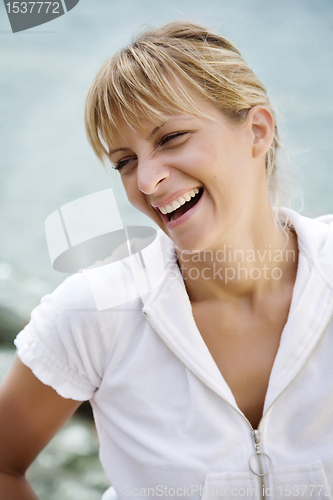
[108,123,166,156]
[109,147,132,155]
[146,123,166,141]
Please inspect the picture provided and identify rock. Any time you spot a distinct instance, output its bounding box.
[28,417,112,500]
[0,305,25,346]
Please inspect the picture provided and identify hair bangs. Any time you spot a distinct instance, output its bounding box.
[85,44,219,163]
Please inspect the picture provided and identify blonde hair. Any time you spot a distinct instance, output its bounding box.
[85,21,289,223]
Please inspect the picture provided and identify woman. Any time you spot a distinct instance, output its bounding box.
[1,21,333,500]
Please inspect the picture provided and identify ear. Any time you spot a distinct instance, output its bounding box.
[248,106,274,159]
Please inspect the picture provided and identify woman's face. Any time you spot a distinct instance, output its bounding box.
[109,101,261,252]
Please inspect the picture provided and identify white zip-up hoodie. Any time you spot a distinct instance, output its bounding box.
[15,208,333,500]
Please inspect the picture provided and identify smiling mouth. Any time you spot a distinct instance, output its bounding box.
[166,187,204,222]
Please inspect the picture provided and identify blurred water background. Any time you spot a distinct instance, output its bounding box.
[0,0,333,498]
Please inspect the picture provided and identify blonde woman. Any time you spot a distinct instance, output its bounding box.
[1,21,333,500]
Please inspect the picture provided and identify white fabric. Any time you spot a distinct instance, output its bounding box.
[14,208,333,500]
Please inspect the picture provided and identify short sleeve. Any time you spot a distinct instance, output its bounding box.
[14,272,112,401]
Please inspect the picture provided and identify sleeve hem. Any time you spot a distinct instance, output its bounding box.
[14,326,96,401]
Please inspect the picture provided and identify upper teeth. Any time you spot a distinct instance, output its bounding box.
[158,188,200,215]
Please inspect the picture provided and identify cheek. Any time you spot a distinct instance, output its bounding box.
[132,196,151,215]
[125,184,146,210]
[200,138,251,205]
[182,145,217,179]
[122,179,156,218]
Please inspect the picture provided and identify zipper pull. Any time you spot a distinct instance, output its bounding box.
[249,429,272,477]
[252,429,261,453]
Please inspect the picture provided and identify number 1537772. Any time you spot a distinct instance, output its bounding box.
[5,2,60,14]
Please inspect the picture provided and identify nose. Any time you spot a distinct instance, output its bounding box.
[136,156,170,195]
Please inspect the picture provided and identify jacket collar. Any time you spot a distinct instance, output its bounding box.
[142,208,333,409]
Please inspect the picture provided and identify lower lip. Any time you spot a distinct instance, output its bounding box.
[159,189,205,228]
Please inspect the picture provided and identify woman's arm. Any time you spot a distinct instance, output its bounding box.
[0,353,83,499]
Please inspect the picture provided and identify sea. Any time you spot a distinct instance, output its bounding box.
[1,0,333,322]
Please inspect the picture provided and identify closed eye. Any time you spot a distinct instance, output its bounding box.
[113,157,137,172]
[159,131,188,146]
[113,131,189,172]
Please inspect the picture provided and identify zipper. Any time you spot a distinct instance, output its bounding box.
[252,431,264,495]
[143,309,333,500]
[249,430,272,499]
[142,311,264,496]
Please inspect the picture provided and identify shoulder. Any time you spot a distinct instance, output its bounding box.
[12,228,178,401]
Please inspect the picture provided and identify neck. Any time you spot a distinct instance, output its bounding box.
[176,206,299,305]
